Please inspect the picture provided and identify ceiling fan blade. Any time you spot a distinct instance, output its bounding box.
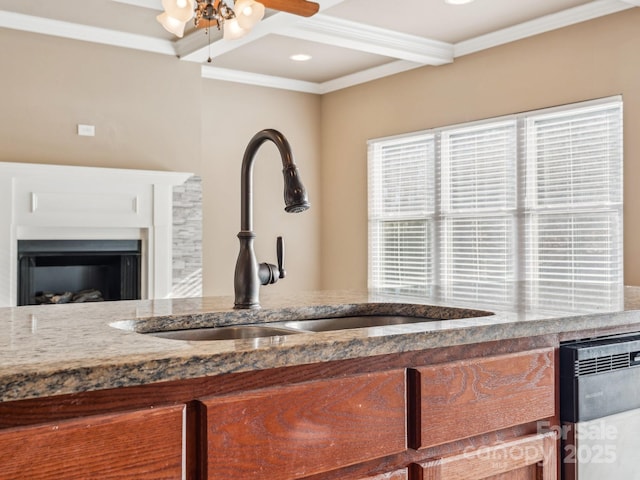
[260,0,320,17]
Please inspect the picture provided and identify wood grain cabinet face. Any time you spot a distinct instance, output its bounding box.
[410,348,555,450]
[412,432,557,480]
[200,369,407,479]
[0,404,185,480]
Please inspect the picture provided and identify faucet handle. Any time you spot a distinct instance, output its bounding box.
[277,236,286,279]
[258,237,286,286]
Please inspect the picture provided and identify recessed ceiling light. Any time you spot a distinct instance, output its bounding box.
[289,53,312,62]
[445,0,475,4]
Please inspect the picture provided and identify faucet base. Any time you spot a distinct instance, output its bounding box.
[234,231,261,309]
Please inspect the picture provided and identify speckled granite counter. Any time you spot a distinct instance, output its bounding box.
[2,287,640,403]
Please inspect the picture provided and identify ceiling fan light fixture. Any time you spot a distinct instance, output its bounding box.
[234,0,265,30]
[161,0,195,22]
[223,17,249,40]
[158,0,319,40]
[156,12,188,37]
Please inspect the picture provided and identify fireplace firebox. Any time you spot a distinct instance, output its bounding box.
[17,240,141,306]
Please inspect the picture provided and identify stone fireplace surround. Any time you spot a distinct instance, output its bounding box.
[0,162,195,307]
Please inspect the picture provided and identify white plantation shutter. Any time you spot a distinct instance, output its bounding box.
[368,97,622,310]
[368,135,434,293]
[525,102,623,311]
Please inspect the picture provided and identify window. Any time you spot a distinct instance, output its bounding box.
[368,97,623,311]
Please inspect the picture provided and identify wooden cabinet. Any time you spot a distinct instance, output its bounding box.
[0,341,558,479]
[199,370,407,479]
[412,432,557,480]
[409,348,555,450]
[0,404,185,480]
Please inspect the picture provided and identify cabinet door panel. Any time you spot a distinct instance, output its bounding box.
[411,348,554,449]
[201,370,407,479]
[0,404,185,480]
[413,432,557,480]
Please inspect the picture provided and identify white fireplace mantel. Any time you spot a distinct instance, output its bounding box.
[0,162,193,307]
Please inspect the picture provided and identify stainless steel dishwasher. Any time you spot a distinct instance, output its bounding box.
[560,333,640,479]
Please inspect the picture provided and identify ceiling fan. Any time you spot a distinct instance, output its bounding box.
[158,0,320,39]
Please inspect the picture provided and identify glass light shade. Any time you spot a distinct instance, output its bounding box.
[234,0,265,30]
[223,18,248,40]
[161,0,195,22]
[156,12,188,37]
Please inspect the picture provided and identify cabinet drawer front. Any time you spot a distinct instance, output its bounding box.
[411,348,554,449]
[412,432,557,480]
[0,404,185,480]
[201,370,407,479]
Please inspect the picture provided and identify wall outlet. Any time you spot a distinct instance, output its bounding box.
[77,124,95,137]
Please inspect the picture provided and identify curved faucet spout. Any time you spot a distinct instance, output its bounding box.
[240,129,310,232]
[234,129,310,309]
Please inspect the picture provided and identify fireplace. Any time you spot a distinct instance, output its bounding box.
[17,240,141,306]
[0,162,199,307]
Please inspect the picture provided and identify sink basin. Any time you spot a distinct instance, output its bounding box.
[279,315,440,333]
[147,325,299,341]
[123,306,493,341]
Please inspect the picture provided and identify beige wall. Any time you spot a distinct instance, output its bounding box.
[0,29,203,173]
[200,81,321,295]
[2,9,639,296]
[319,9,640,289]
[0,28,321,297]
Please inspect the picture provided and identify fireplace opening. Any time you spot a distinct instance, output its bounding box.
[17,240,141,306]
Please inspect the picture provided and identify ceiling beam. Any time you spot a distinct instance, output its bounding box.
[3,0,636,95]
[201,65,322,93]
[179,11,453,66]
[200,59,427,95]
[281,14,453,65]
[0,10,175,56]
[318,60,425,94]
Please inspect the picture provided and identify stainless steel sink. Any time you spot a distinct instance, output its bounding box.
[279,315,439,332]
[132,307,493,341]
[147,325,299,341]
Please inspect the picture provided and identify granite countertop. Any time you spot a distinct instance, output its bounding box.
[2,286,640,403]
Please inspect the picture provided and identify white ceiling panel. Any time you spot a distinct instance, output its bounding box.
[323,0,596,42]
[0,0,635,92]
[210,34,395,83]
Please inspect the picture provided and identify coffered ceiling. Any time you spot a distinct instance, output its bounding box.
[0,0,637,93]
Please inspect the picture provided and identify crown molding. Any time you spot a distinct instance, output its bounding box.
[2,0,636,94]
[454,0,635,57]
[0,10,175,55]
[318,60,424,94]
[281,14,454,65]
[201,59,425,95]
[201,65,322,93]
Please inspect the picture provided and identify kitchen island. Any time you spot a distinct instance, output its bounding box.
[1,287,640,479]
